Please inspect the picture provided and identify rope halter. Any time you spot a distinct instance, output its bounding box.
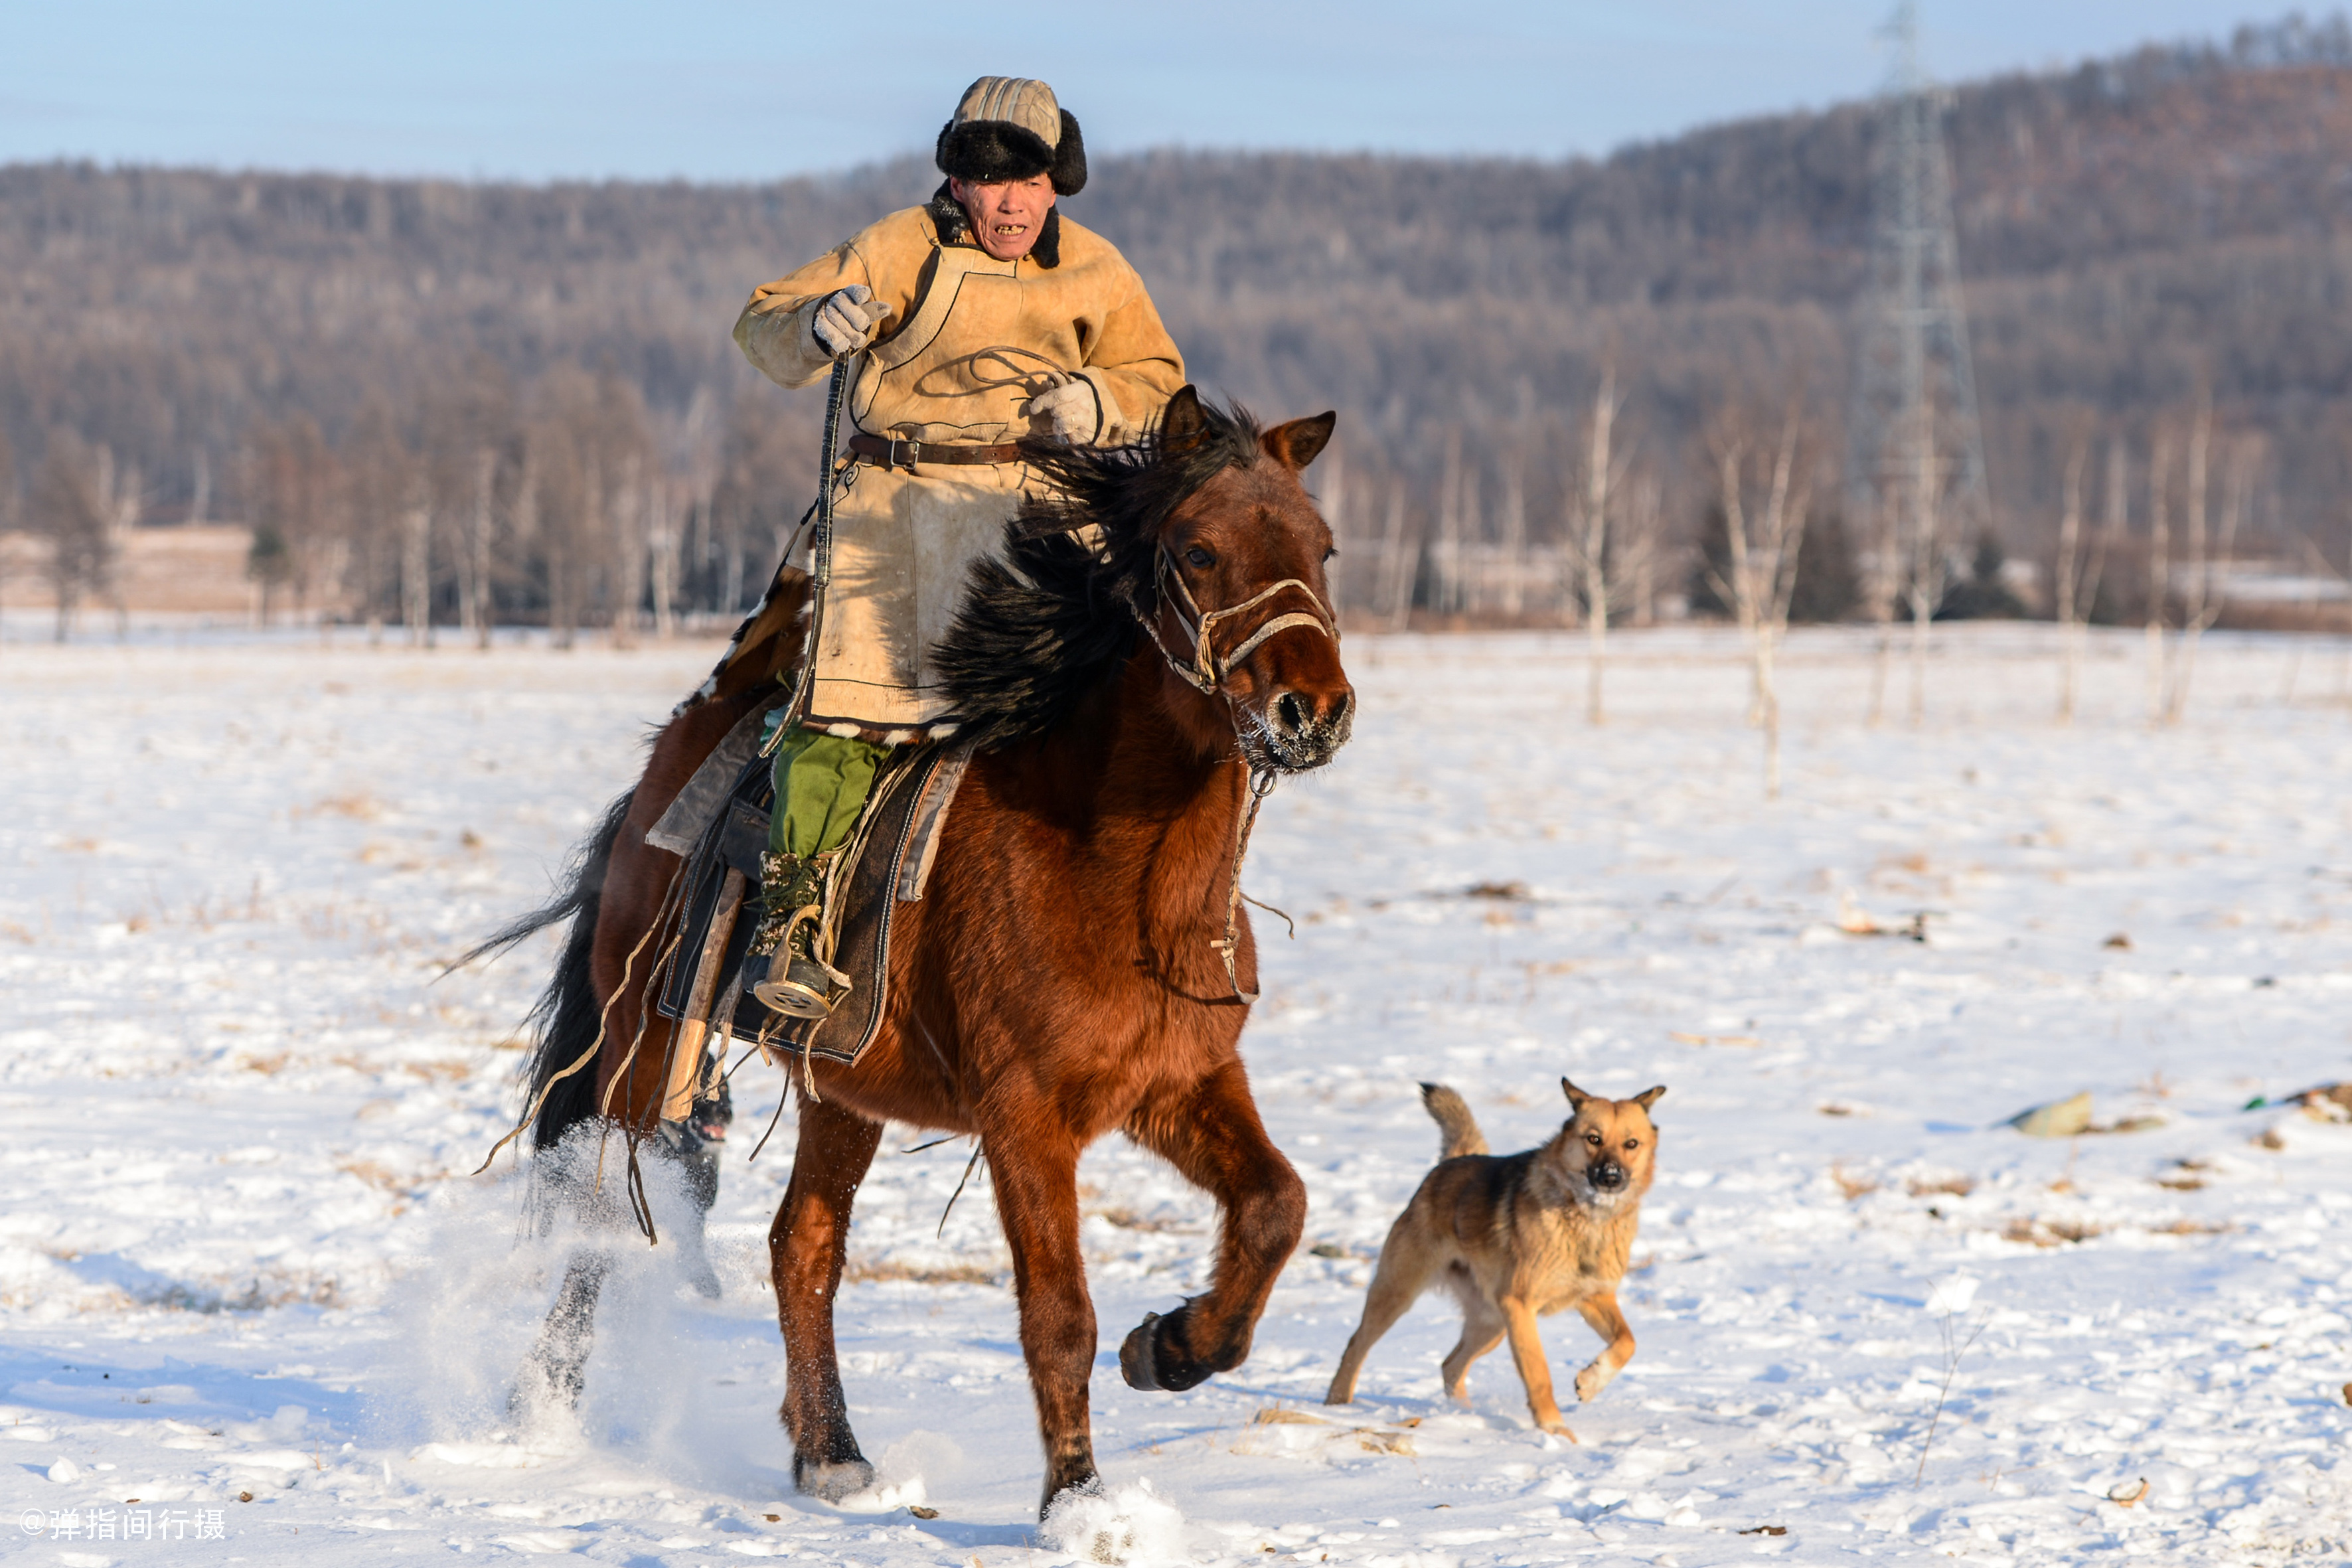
[1143,548,1338,697]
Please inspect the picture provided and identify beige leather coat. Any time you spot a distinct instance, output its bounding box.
[732,191,1185,735]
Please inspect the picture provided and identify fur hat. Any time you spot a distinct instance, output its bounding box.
[935,76,1087,196]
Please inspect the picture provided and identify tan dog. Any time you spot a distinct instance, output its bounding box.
[1324,1077,1664,1439]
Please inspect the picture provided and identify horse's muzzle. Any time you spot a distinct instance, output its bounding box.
[1253,685,1354,772]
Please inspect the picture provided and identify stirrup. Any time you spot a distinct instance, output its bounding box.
[746,852,851,1023]
[751,953,838,1022]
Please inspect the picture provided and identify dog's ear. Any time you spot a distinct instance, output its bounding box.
[1632,1085,1667,1111]
[1561,1077,1591,1110]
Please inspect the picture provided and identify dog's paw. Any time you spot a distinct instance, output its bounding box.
[1574,1362,1614,1403]
[1537,1417,1579,1443]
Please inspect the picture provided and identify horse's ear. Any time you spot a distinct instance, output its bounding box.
[1264,412,1336,471]
[1161,385,1207,442]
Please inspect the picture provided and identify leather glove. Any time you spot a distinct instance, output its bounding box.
[811,285,888,358]
[1022,378,1102,443]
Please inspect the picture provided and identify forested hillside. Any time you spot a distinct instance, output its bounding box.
[5,17,2352,626]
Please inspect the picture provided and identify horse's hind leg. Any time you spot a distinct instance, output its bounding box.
[1119,1059,1306,1393]
[512,1253,609,1417]
[771,1092,884,1501]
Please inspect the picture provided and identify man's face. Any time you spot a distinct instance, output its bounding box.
[950,173,1056,260]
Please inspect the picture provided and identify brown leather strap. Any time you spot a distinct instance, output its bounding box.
[845,432,1024,469]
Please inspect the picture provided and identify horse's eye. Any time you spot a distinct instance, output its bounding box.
[1322,546,1337,564]
[1184,546,1214,570]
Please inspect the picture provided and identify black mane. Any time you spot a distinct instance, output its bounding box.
[933,395,1264,751]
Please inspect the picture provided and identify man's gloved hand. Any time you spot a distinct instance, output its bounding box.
[1022,378,1101,443]
[811,285,889,359]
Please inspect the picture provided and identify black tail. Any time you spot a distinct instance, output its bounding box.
[463,790,638,1152]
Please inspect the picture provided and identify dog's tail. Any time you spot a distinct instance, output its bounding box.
[1419,1083,1489,1159]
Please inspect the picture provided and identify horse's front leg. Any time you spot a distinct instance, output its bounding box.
[771,1092,884,1501]
[982,1123,1097,1518]
[1118,1059,1306,1392]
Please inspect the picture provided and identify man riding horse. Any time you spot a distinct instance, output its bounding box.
[496,75,1349,1512]
[722,76,1185,1022]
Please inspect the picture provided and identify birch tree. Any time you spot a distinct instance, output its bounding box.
[2164,428,2249,723]
[1497,458,1525,619]
[463,447,496,649]
[2052,433,2111,723]
[1376,487,1415,631]
[609,452,644,650]
[1560,368,1658,724]
[1703,403,1814,797]
[400,497,433,648]
[2144,428,2174,724]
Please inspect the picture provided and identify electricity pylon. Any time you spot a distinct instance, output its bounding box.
[1846,1,1991,635]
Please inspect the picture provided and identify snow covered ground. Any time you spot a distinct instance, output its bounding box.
[4,623,2351,1567]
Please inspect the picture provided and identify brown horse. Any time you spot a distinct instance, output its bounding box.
[495,388,1354,1517]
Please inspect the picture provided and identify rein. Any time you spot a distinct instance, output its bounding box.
[1131,548,1338,1004]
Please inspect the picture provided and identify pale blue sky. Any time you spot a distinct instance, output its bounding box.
[1,2,2317,181]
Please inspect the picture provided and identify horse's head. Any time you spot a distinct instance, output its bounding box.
[956,388,1356,770]
[1131,387,1354,773]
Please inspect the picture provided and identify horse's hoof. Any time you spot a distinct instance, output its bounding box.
[1118,1313,1164,1391]
[1119,1310,1214,1393]
[793,1456,876,1503]
[1038,1469,1102,1524]
[507,1348,586,1421]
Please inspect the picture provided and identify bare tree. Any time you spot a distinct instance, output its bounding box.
[341,404,411,646]
[1496,457,1525,619]
[1561,367,1649,725]
[1901,417,1948,729]
[1433,431,1464,620]
[1625,474,1661,627]
[1704,402,1816,797]
[2053,432,2110,723]
[1863,490,1898,726]
[609,452,645,649]
[647,471,680,640]
[2165,427,2250,723]
[463,447,496,649]
[2144,428,2175,724]
[1376,486,1415,631]
[401,498,433,648]
[247,415,347,625]
[30,432,116,642]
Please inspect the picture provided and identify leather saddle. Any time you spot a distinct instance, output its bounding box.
[649,700,969,1068]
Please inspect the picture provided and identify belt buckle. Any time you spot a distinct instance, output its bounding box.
[886,437,920,471]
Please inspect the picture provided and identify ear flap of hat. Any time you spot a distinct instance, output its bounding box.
[1050,110,1087,196]
[935,118,1057,185]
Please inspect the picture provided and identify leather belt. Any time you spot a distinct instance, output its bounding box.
[845,433,1024,470]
